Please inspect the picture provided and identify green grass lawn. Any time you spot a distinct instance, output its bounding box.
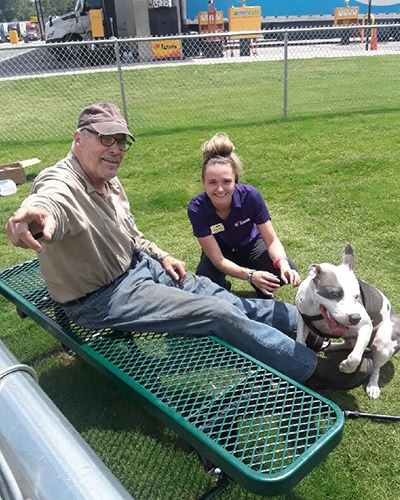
[1,61,400,499]
[3,53,400,142]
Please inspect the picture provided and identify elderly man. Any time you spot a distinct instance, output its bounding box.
[5,103,372,390]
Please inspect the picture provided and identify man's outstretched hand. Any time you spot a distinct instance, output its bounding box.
[5,206,56,252]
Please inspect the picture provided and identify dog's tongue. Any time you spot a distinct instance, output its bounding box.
[319,305,347,337]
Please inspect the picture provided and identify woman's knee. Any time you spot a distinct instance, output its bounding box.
[196,253,227,288]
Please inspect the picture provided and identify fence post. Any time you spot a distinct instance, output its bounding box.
[283,31,288,120]
[114,39,129,128]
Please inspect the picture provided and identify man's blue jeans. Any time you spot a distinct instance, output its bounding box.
[64,252,317,382]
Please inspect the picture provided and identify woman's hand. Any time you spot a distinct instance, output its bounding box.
[257,221,301,288]
[250,270,281,297]
[279,261,301,287]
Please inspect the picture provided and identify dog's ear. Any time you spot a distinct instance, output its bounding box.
[308,264,322,281]
[342,243,355,271]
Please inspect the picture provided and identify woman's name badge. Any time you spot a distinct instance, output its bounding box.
[210,223,225,234]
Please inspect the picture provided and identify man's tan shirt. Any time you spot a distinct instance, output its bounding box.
[22,152,169,303]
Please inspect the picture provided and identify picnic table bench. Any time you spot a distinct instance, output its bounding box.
[0,258,345,498]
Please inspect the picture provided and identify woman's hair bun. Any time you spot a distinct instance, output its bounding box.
[202,133,234,163]
[201,133,243,182]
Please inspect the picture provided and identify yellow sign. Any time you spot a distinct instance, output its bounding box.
[89,9,104,38]
[334,7,359,25]
[30,16,38,23]
[228,6,261,39]
[152,40,181,60]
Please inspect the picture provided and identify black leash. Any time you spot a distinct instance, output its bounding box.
[344,410,400,422]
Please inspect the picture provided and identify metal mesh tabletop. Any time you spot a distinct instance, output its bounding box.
[0,259,344,496]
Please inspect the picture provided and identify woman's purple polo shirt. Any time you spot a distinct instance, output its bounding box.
[187,184,271,253]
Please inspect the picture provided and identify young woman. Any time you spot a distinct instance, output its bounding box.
[187,133,300,298]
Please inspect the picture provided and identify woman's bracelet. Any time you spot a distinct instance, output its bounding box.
[247,269,256,284]
[272,256,289,269]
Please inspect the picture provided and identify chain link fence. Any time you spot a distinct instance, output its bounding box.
[1,23,400,143]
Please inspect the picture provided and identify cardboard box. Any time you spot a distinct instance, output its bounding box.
[0,163,27,184]
[0,158,41,185]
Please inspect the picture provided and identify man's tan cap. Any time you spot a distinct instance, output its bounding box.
[77,103,135,140]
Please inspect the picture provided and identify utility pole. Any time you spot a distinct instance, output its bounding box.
[365,0,372,50]
[34,0,46,38]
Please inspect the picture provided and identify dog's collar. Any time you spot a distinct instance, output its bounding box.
[300,312,338,339]
[301,312,324,322]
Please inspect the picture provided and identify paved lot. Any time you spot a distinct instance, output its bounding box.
[1,37,399,80]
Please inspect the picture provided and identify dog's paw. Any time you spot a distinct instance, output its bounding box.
[339,357,359,374]
[366,382,381,399]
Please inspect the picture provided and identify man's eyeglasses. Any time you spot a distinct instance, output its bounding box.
[83,128,133,152]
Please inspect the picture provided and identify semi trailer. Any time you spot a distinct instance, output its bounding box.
[185,0,400,27]
[44,0,400,44]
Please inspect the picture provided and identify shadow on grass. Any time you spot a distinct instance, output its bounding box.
[314,354,395,413]
[38,354,214,499]
[4,104,400,149]
[133,105,400,140]
[39,355,167,437]
[377,359,395,388]
[26,172,39,183]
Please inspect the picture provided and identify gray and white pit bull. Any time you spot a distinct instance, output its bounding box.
[295,244,400,399]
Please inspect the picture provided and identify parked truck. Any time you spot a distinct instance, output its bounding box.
[45,0,155,43]
[26,22,39,41]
